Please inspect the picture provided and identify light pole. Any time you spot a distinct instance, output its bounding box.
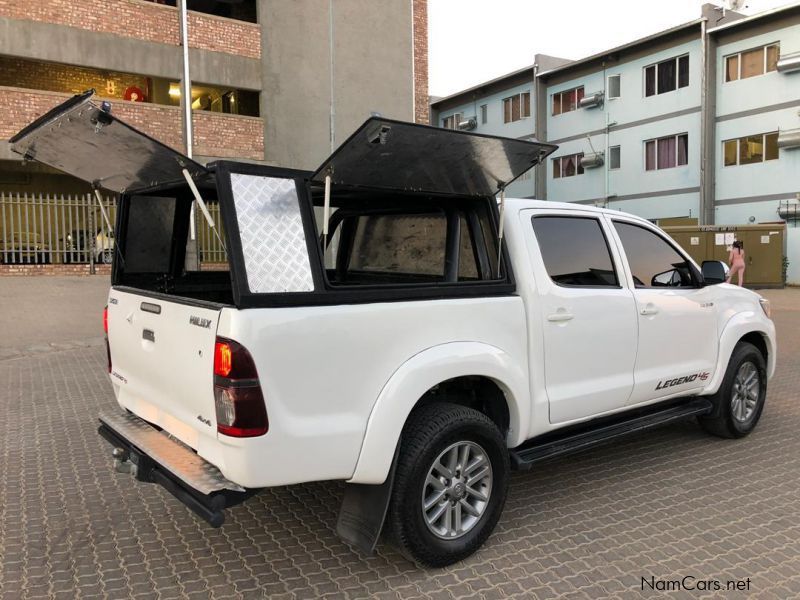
[179,0,199,269]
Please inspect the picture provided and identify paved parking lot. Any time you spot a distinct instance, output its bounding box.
[1,278,799,599]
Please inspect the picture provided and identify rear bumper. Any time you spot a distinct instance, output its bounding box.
[98,410,257,527]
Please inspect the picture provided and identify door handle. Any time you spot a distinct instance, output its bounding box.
[547,312,574,322]
[640,304,659,316]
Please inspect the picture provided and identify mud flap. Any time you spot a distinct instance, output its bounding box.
[336,445,399,554]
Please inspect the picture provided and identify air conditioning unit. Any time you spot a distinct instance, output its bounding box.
[578,91,604,109]
[777,51,800,74]
[458,117,478,131]
[777,199,799,221]
[580,152,605,169]
[777,128,800,149]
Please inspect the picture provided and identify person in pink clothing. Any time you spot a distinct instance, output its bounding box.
[727,240,746,286]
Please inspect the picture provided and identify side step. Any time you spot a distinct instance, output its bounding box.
[510,398,713,470]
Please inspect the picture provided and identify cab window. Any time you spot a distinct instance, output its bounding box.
[531,216,619,287]
[613,221,696,288]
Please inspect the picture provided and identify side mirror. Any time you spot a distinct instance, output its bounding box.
[701,260,729,285]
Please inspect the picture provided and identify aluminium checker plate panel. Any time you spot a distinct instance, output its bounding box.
[229,173,315,294]
[99,410,245,495]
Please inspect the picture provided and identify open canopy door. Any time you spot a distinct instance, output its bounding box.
[311,117,557,197]
[10,90,207,193]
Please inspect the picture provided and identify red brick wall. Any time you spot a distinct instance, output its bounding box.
[193,112,264,161]
[413,0,429,124]
[0,264,111,276]
[0,0,261,60]
[1,87,264,161]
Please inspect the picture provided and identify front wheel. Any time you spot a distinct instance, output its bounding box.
[387,402,509,567]
[699,342,767,438]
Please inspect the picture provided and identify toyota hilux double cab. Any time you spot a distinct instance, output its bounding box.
[12,91,776,567]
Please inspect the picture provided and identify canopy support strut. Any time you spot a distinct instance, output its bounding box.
[496,185,506,278]
[322,172,332,259]
[182,169,226,252]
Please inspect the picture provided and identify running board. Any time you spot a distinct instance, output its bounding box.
[510,398,713,470]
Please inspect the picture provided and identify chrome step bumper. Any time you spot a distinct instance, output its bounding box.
[98,410,255,527]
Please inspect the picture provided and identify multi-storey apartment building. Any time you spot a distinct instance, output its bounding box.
[429,55,569,198]
[0,0,429,193]
[710,5,800,229]
[431,2,800,282]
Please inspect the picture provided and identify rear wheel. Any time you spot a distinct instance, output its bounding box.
[699,342,767,438]
[387,402,509,567]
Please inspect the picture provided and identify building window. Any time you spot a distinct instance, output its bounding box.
[503,92,531,123]
[552,87,584,116]
[644,55,689,96]
[608,75,621,99]
[146,0,257,23]
[167,82,260,116]
[480,104,488,124]
[552,153,585,179]
[644,134,688,170]
[442,113,462,130]
[725,44,780,82]
[723,132,779,166]
[609,146,621,169]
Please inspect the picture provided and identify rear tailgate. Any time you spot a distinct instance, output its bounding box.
[108,288,221,449]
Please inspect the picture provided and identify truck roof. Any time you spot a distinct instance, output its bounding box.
[503,198,651,223]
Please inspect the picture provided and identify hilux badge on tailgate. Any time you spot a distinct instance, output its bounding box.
[189,316,212,329]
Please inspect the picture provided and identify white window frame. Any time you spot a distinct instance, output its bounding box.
[722,132,780,166]
[607,74,621,99]
[442,112,462,130]
[502,92,531,123]
[643,133,689,171]
[609,145,621,170]
[724,43,780,82]
[551,86,585,116]
[552,153,585,179]
[643,54,689,97]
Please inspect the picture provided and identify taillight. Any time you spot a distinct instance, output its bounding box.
[104,305,111,374]
[213,337,268,437]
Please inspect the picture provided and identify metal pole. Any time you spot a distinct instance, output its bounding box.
[179,0,199,270]
[179,0,193,160]
[329,0,336,153]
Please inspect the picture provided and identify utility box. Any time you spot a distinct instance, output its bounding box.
[663,224,786,288]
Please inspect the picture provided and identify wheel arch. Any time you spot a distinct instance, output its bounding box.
[704,315,776,395]
[347,341,529,485]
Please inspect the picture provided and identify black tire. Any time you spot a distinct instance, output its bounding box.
[100,250,113,264]
[698,342,767,438]
[387,402,509,567]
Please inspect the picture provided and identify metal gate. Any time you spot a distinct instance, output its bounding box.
[0,192,227,268]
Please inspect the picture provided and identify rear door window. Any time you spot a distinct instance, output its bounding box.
[531,216,619,287]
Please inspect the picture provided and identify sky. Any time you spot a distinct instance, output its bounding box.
[428,0,797,98]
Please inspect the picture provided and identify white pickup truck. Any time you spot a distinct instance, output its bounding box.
[12,92,776,567]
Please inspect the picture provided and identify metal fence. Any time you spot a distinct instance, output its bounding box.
[0,192,227,267]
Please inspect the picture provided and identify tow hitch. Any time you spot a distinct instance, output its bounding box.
[98,412,258,528]
[112,447,137,475]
